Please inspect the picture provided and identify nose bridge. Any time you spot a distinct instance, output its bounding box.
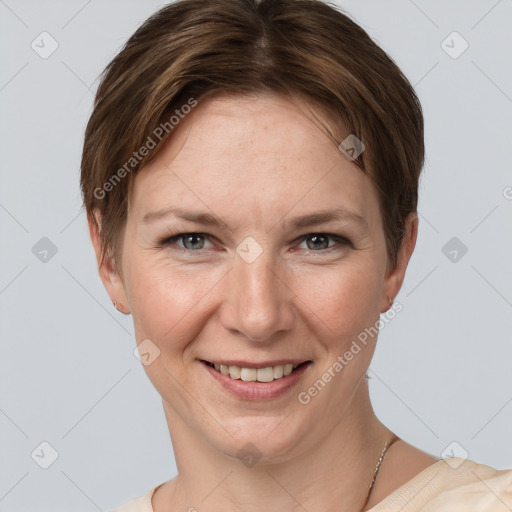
[222,243,292,341]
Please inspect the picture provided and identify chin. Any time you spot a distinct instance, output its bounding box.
[208,414,310,466]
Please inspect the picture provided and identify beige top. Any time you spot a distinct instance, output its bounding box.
[108,457,512,511]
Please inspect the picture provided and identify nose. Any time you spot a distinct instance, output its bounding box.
[219,250,295,343]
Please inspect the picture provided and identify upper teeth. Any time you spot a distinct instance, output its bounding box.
[211,362,300,382]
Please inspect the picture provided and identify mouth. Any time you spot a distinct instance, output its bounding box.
[201,360,312,383]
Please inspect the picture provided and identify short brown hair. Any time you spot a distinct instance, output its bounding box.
[81,0,424,270]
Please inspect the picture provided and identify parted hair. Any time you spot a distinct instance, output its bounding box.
[80,0,424,270]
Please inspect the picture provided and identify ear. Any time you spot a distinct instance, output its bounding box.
[87,211,131,315]
[380,212,418,313]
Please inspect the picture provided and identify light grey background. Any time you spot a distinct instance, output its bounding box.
[1,0,511,510]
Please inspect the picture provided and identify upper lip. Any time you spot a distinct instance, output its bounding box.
[201,359,311,369]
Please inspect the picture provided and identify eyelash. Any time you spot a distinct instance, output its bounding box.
[156,232,353,254]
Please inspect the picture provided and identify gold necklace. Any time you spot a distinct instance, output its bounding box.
[359,434,399,511]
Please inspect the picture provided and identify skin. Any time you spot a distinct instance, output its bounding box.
[89,94,438,511]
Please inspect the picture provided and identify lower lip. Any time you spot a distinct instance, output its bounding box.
[202,361,312,400]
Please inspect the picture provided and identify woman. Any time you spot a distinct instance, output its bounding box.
[80,0,512,510]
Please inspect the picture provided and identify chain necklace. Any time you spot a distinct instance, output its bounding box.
[358,434,400,511]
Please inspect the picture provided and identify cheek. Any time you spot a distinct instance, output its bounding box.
[124,246,384,358]
[293,261,382,344]
[125,256,224,344]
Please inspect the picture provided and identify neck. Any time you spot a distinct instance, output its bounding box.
[157,378,393,512]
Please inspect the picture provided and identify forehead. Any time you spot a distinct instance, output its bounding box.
[130,94,380,230]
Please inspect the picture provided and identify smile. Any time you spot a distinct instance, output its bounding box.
[202,360,311,383]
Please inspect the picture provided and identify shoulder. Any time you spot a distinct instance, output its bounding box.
[106,485,160,512]
[369,457,512,511]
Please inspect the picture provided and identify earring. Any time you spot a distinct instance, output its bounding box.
[113,300,131,315]
[382,296,393,313]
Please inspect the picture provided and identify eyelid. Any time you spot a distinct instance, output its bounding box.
[296,233,353,250]
[157,231,352,253]
[157,232,214,251]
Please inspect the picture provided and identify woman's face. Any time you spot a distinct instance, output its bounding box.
[95,94,414,462]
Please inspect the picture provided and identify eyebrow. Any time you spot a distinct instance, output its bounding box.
[142,206,369,233]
